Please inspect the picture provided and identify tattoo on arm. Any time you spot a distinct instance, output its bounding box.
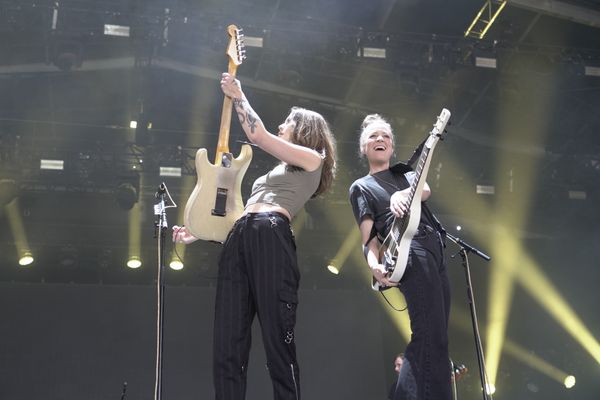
[246,112,258,134]
[233,98,246,125]
[233,98,259,135]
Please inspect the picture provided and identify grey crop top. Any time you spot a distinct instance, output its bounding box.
[245,162,323,219]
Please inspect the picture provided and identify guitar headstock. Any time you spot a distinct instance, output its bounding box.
[431,108,451,139]
[423,108,450,149]
[226,24,246,66]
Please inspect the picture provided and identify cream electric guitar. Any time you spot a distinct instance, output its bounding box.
[183,25,252,242]
[374,108,451,291]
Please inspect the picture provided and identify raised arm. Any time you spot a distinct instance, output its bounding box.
[220,73,322,171]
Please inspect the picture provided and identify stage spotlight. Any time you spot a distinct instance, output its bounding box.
[40,159,64,170]
[134,112,153,145]
[244,36,263,48]
[0,179,18,206]
[476,184,495,195]
[169,259,184,270]
[104,24,130,38]
[52,40,83,71]
[360,47,386,59]
[127,256,142,269]
[584,66,600,77]
[327,263,340,275]
[19,251,34,266]
[485,383,496,395]
[280,69,303,88]
[160,167,182,177]
[474,56,497,69]
[59,245,78,267]
[564,375,576,389]
[115,182,138,210]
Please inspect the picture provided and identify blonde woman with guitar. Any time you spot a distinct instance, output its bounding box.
[348,112,451,400]
[174,73,336,400]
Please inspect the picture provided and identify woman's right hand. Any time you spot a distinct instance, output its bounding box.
[371,264,399,288]
[172,225,199,245]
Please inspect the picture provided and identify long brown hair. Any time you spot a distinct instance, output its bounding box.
[287,106,337,196]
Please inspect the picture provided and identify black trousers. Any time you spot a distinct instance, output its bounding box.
[393,227,452,400]
[213,212,301,400]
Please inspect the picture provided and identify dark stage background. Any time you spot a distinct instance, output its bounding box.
[1,1,600,399]
[0,283,390,400]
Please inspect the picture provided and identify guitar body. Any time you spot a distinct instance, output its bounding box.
[372,108,451,291]
[184,145,252,242]
[377,200,422,289]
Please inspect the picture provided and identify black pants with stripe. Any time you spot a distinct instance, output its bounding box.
[213,212,301,400]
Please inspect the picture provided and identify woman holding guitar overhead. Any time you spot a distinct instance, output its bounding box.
[174,73,336,400]
[348,114,451,400]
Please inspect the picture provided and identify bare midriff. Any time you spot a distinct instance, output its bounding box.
[243,202,291,221]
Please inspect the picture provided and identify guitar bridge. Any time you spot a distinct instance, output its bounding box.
[211,187,228,217]
[383,251,396,272]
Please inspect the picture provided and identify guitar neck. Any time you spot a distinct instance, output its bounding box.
[214,62,239,164]
[407,146,431,205]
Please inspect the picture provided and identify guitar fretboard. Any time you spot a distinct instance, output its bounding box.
[389,144,431,240]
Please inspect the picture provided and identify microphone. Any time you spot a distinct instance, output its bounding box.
[120,382,127,400]
[155,182,166,198]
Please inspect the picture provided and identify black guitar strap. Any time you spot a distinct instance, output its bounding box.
[405,136,428,169]
[403,139,448,247]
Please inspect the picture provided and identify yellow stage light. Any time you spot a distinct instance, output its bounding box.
[127,256,142,269]
[327,264,340,275]
[564,375,576,389]
[18,252,34,266]
[169,259,184,270]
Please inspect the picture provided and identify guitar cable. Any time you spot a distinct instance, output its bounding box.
[379,290,408,312]
[170,226,219,282]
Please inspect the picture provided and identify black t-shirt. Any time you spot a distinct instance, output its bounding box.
[348,162,439,244]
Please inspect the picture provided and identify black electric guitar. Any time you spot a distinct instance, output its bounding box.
[374,108,451,290]
[183,25,252,242]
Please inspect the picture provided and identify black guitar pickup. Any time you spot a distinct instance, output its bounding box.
[212,187,228,216]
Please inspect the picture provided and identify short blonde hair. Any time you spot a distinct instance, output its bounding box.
[358,114,394,156]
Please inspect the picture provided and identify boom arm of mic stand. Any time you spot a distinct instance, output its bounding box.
[446,233,491,261]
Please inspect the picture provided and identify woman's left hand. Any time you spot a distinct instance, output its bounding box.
[172,225,199,244]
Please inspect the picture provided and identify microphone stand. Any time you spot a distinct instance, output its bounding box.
[153,183,169,400]
[446,232,493,400]
[450,359,458,400]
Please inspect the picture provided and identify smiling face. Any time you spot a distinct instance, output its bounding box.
[363,128,394,165]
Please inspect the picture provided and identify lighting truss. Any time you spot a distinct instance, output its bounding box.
[465,1,508,40]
